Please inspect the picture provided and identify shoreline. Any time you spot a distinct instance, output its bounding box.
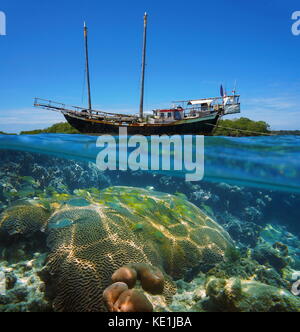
[0,118,299,137]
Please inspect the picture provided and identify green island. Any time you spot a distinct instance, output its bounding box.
[213,117,270,137]
[20,122,81,135]
[0,118,298,136]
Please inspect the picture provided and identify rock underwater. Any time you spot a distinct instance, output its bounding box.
[0,186,234,312]
[205,277,300,312]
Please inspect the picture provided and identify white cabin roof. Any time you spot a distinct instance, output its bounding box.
[188,99,214,105]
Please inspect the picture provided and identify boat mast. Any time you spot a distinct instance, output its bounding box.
[84,22,92,113]
[139,13,148,120]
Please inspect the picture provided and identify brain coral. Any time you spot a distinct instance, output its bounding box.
[42,186,234,312]
[0,202,50,236]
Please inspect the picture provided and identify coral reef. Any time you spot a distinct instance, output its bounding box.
[204,277,300,312]
[1,150,300,239]
[161,269,300,312]
[110,171,300,237]
[0,202,50,236]
[103,263,167,313]
[0,151,111,211]
[104,263,166,312]
[0,186,233,312]
[103,282,153,312]
[252,243,289,271]
[207,256,290,289]
[223,218,262,248]
[156,242,300,312]
[0,150,300,312]
[41,187,233,312]
[0,253,50,312]
[111,264,165,295]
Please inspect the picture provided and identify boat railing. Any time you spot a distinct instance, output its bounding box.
[34,98,138,121]
[172,95,240,105]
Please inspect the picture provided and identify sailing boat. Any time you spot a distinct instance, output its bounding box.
[34,13,241,135]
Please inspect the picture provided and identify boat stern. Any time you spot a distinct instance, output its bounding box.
[224,103,241,115]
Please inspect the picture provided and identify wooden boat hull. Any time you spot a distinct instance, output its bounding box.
[64,113,220,136]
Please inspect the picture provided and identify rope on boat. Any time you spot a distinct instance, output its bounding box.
[206,123,276,136]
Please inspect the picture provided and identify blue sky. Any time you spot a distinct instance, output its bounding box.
[0,0,299,133]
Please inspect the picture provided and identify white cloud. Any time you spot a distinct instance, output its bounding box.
[234,95,300,130]
[0,108,65,133]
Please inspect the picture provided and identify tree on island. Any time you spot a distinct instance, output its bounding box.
[213,117,270,137]
[20,122,80,135]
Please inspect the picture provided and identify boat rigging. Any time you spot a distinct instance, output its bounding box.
[34,14,241,135]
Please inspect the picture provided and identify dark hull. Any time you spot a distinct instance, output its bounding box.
[64,113,219,136]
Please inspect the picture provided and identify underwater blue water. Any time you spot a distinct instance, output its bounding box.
[0,134,299,193]
[0,134,300,312]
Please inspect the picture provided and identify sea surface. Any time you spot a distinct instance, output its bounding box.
[1,134,300,192]
[0,134,299,312]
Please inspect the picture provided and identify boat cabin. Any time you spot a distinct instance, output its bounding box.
[152,107,184,122]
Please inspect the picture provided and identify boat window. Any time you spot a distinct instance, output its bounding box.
[168,112,172,118]
[160,113,164,118]
[201,103,209,111]
[174,111,182,120]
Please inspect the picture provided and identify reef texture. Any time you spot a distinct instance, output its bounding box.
[0,202,50,236]
[161,269,300,313]
[0,253,50,312]
[205,277,300,312]
[0,151,111,214]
